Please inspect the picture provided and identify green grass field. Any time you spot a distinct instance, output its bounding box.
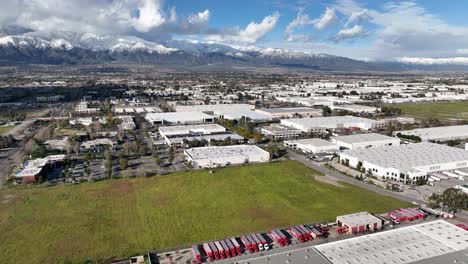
[0,125,14,135]
[0,161,411,263]
[393,101,468,120]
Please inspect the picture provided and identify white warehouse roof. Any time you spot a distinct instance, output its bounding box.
[175,104,254,112]
[159,124,226,137]
[315,220,468,264]
[216,110,273,121]
[333,133,399,144]
[285,138,338,147]
[146,112,213,124]
[281,116,383,132]
[396,125,468,142]
[341,142,468,174]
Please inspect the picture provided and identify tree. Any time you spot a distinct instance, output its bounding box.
[119,152,128,170]
[428,188,468,213]
[104,148,113,178]
[322,106,332,117]
[168,146,174,163]
[152,147,160,165]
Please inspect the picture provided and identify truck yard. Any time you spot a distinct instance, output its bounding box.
[157,207,467,264]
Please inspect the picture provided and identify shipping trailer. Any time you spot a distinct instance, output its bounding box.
[203,243,214,262]
[240,236,254,253]
[247,235,259,252]
[215,241,226,259]
[231,238,242,255]
[220,240,231,258]
[396,209,412,221]
[299,225,313,240]
[250,233,263,251]
[290,227,305,242]
[255,233,270,250]
[399,208,418,220]
[388,210,405,222]
[225,239,237,257]
[209,242,220,260]
[270,230,284,246]
[191,245,202,264]
[408,208,426,219]
[277,229,289,245]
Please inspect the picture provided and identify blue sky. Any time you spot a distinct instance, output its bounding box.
[2,0,468,63]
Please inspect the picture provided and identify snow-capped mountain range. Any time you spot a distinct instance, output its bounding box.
[0,28,466,71]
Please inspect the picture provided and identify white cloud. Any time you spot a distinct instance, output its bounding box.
[457,49,468,55]
[208,12,280,44]
[333,0,468,60]
[399,57,468,65]
[1,0,211,39]
[313,7,338,30]
[284,10,314,42]
[131,0,165,32]
[335,25,366,41]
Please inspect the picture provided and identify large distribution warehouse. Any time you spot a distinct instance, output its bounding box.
[395,124,468,142]
[232,220,468,264]
[284,138,339,154]
[332,133,400,150]
[184,145,270,168]
[281,116,385,133]
[158,124,243,146]
[340,142,468,184]
[145,112,214,125]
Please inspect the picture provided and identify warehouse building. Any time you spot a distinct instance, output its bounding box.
[332,133,400,150]
[331,104,379,113]
[234,220,468,264]
[184,145,270,168]
[256,107,322,118]
[284,138,339,154]
[340,142,468,184]
[145,112,214,125]
[281,116,385,133]
[158,124,243,147]
[260,124,302,139]
[336,211,382,235]
[175,104,254,113]
[15,155,66,184]
[395,124,468,142]
[216,110,273,122]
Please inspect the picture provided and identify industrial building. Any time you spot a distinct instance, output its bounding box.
[145,112,214,125]
[184,145,270,168]
[336,211,382,235]
[15,155,66,184]
[340,142,468,184]
[315,220,468,264]
[332,133,400,150]
[284,138,339,154]
[175,104,254,113]
[256,107,322,118]
[281,116,385,133]
[216,110,273,122]
[395,124,468,142]
[158,124,243,147]
[233,220,468,264]
[117,115,136,131]
[330,104,379,113]
[260,124,302,139]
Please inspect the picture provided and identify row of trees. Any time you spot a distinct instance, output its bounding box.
[427,188,468,213]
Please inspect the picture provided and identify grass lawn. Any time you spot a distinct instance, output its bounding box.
[0,125,14,135]
[392,101,468,120]
[0,161,411,263]
[54,128,85,137]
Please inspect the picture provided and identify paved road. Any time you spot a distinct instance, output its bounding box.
[288,151,423,205]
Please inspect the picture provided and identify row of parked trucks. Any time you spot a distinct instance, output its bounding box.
[191,226,328,263]
[388,208,426,223]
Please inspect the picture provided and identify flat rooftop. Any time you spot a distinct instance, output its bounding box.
[341,142,468,174]
[185,145,268,160]
[146,112,213,123]
[315,220,468,264]
[337,211,381,227]
[286,138,337,147]
[333,133,398,144]
[217,110,273,121]
[282,116,379,129]
[259,107,321,114]
[262,124,301,133]
[159,124,225,135]
[175,104,254,112]
[396,125,468,140]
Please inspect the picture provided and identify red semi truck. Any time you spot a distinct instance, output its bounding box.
[209,242,220,260]
[203,243,214,262]
[270,230,286,246]
[191,245,202,264]
[214,241,226,259]
[240,236,254,253]
[246,235,259,252]
[290,227,305,242]
[231,238,242,255]
[225,239,237,257]
[220,240,231,258]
